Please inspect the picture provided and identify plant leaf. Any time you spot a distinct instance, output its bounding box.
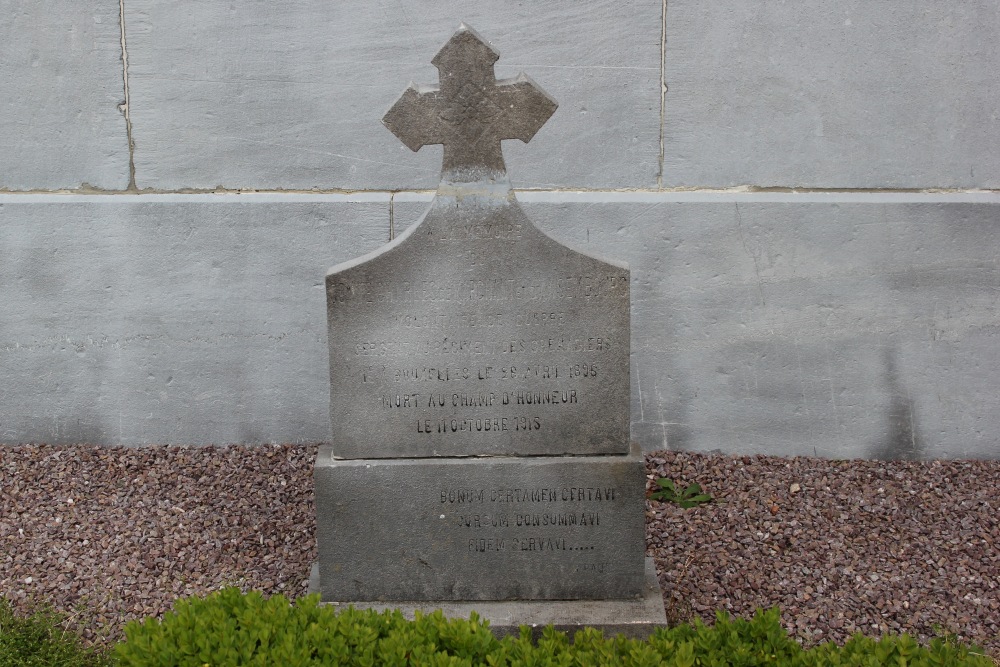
[657,478,677,493]
[683,483,702,497]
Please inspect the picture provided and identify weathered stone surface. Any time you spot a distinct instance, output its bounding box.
[382,25,558,180]
[327,194,629,458]
[326,27,630,459]
[314,442,646,601]
[310,558,667,640]
[123,1,660,190]
[663,0,1000,189]
[0,196,389,445]
[0,3,130,190]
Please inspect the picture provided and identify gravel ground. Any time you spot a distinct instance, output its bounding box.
[646,451,999,653]
[1,444,997,655]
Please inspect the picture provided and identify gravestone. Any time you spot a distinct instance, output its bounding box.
[314,24,665,634]
[327,25,629,460]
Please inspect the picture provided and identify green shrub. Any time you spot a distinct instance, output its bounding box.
[114,588,994,667]
[0,597,112,667]
[114,587,504,666]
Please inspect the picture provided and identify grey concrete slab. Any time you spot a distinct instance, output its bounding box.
[314,442,646,601]
[0,2,130,190]
[309,558,667,640]
[396,199,1000,460]
[663,1,1000,189]
[124,0,660,191]
[0,198,389,445]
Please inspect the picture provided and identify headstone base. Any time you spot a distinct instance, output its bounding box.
[307,558,667,640]
[314,443,647,601]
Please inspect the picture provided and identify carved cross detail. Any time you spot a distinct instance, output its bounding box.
[383,24,557,181]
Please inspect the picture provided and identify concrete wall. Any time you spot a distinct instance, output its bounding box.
[1,1,997,458]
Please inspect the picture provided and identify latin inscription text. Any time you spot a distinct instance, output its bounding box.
[435,487,619,556]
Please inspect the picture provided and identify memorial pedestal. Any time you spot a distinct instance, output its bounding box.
[314,443,648,602]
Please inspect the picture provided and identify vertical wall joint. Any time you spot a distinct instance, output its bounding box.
[658,0,667,190]
[119,0,137,191]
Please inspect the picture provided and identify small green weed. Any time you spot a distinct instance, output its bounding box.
[0,597,112,667]
[650,478,713,507]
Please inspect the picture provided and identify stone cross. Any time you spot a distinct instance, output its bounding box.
[382,24,557,181]
[316,24,654,616]
[323,24,631,460]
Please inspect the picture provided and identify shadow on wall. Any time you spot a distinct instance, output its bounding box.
[869,346,924,460]
[17,413,109,446]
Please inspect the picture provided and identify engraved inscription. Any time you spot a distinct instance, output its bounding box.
[354,337,614,356]
[418,416,541,434]
[390,311,568,329]
[418,389,580,406]
[439,486,620,555]
[362,340,603,432]
[331,274,628,306]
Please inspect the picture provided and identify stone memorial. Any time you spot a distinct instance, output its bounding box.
[314,24,665,634]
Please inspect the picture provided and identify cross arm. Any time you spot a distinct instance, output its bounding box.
[493,73,558,143]
[382,84,445,152]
